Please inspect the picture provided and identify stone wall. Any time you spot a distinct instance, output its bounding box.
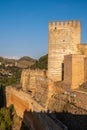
[64,55,72,88]
[74,90,87,111]
[78,44,87,56]
[48,20,81,81]
[34,77,48,105]
[64,54,84,89]
[20,69,47,93]
[47,82,87,114]
[6,86,45,117]
[6,85,87,114]
[20,69,30,92]
[84,57,87,82]
[20,69,48,104]
[6,86,65,130]
[6,85,87,130]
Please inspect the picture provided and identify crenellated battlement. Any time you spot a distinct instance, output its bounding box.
[49,20,81,29]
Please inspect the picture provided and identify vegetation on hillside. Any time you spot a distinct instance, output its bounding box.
[30,54,48,70]
[0,57,4,62]
[0,54,48,87]
[0,65,22,86]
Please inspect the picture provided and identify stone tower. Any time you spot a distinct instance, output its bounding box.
[48,20,81,81]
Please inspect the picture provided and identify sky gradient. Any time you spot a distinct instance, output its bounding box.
[0,0,87,59]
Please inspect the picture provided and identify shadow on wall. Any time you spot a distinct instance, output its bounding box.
[0,85,6,108]
[3,86,87,130]
[62,63,64,81]
[20,110,87,130]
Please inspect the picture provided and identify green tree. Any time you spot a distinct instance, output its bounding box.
[0,107,12,130]
[30,54,48,70]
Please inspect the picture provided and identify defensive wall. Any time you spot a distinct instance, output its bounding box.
[5,83,87,129]
[64,54,85,89]
[20,69,48,104]
[6,68,87,113]
[6,86,66,130]
[78,44,87,56]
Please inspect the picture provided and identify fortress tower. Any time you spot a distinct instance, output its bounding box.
[48,20,81,81]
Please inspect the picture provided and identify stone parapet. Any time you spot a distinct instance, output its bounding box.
[49,20,81,30]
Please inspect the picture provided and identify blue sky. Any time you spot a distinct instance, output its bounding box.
[0,0,87,59]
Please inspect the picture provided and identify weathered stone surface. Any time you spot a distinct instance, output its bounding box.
[78,44,87,56]
[74,90,87,111]
[34,76,48,105]
[20,69,48,104]
[48,20,87,83]
[47,82,87,114]
[84,57,87,82]
[64,54,85,89]
[6,86,65,130]
[48,20,81,81]
[6,86,45,117]
[21,69,47,92]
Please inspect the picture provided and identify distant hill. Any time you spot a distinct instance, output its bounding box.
[19,56,35,62]
[0,55,48,69]
[0,56,36,69]
[30,54,48,70]
[17,56,36,68]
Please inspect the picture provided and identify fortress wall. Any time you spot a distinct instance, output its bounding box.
[84,57,87,82]
[72,55,84,88]
[78,44,87,56]
[64,54,84,89]
[20,69,49,105]
[6,86,65,130]
[9,94,29,117]
[47,82,87,113]
[20,69,30,91]
[20,69,47,92]
[48,20,81,81]
[6,85,87,116]
[64,55,72,88]
[34,77,48,105]
[74,90,87,111]
[6,86,45,117]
